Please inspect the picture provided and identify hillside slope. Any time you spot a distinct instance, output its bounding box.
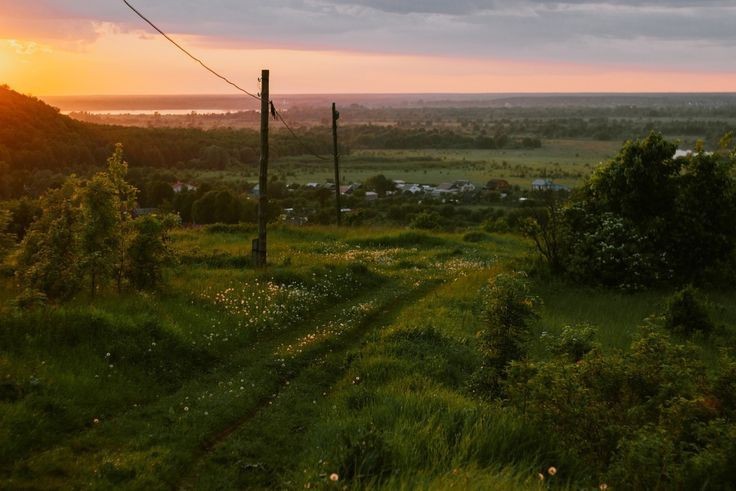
[0,85,106,170]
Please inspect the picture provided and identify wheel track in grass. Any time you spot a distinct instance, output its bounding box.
[178,278,444,490]
[2,279,405,489]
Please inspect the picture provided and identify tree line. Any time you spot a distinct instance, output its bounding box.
[524,132,736,289]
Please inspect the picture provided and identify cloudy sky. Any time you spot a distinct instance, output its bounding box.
[1,0,735,94]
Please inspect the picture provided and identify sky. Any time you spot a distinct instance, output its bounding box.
[1,0,735,95]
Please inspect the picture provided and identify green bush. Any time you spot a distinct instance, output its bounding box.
[548,323,598,362]
[470,272,538,398]
[504,328,736,489]
[664,285,714,337]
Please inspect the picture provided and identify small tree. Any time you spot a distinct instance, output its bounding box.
[470,272,538,398]
[17,178,83,300]
[663,285,714,337]
[80,173,120,296]
[125,214,179,290]
[106,144,138,293]
[364,174,396,197]
[522,191,566,272]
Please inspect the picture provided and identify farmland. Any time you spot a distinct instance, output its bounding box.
[191,139,620,190]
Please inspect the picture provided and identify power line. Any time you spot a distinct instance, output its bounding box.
[121,0,329,161]
[275,111,329,161]
[122,0,260,101]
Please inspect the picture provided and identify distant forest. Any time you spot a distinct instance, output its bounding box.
[2,85,735,200]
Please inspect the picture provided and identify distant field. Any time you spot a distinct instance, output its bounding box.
[193,139,620,189]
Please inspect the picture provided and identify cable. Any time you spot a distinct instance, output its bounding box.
[122,0,330,161]
[122,0,260,101]
[274,110,329,161]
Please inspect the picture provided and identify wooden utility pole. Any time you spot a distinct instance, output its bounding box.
[253,69,269,267]
[332,102,341,226]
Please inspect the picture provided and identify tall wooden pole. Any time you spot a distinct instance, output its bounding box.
[332,102,341,226]
[255,69,269,267]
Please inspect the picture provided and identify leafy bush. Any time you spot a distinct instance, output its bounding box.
[0,209,13,259]
[470,272,538,398]
[564,211,666,289]
[504,327,736,489]
[558,132,736,288]
[548,323,598,362]
[663,285,714,337]
[125,214,179,290]
[409,211,444,230]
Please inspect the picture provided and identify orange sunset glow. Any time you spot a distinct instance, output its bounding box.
[1,1,735,95]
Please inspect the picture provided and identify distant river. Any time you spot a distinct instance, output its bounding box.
[62,109,240,115]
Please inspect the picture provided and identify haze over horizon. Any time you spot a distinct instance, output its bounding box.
[1,1,736,96]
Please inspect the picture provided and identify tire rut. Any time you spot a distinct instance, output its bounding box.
[179,279,443,490]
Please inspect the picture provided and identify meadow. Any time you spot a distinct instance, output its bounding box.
[192,139,620,189]
[2,223,734,489]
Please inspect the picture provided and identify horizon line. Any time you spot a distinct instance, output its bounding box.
[40,91,736,98]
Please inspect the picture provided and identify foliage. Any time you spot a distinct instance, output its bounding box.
[521,191,565,272]
[16,178,83,300]
[125,214,179,290]
[505,327,736,489]
[560,132,736,287]
[548,323,598,362]
[470,272,538,398]
[663,285,714,337]
[363,174,396,196]
[15,145,175,300]
[564,211,666,289]
[0,209,14,260]
[409,211,444,230]
[192,189,243,225]
[80,172,120,295]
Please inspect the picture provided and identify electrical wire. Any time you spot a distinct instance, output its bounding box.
[121,0,330,161]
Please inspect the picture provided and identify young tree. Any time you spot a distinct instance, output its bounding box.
[80,172,120,296]
[17,178,83,300]
[125,214,179,290]
[522,191,565,272]
[105,144,139,293]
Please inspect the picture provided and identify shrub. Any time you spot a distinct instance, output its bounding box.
[548,323,598,362]
[470,272,538,398]
[664,285,714,337]
[125,214,179,290]
[504,327,736,489]
[410,211,445,231]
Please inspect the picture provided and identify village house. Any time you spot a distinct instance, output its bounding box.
[339,183,361,195]
[432,180,476,197]
[171,181,198,193]
[531,179,569,192]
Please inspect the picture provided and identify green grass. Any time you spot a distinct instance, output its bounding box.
[193,138,620,189]
[529,281,736,358]
[1,223,734,489]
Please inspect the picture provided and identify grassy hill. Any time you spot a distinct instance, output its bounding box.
[0,85,106,170]
[1,225,735,489]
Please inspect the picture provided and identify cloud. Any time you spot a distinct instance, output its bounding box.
[2,0,734,70]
